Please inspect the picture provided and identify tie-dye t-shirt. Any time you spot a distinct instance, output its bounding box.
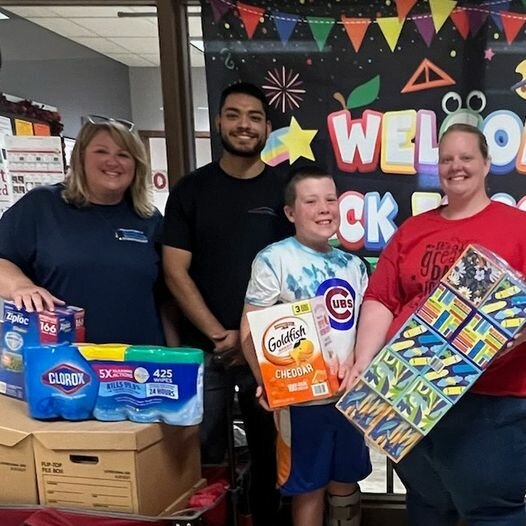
[245,236,368,362]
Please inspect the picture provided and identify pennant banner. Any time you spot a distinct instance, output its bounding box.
[501,11,526,45]
[490,1,511,31]
[395,0,418,22]
[307,16,335,51]
[202,0,526,257]
[237,2,265,39]
[377,16,405,52]
[341,16,371,53]
[429,0,457,33]
[450,8,470,39]
[273,11,299,45]
[209,0,232,22]
[414,16,435,47]
[467,9,489,37]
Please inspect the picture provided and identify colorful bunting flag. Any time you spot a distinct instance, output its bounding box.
[467,9,489,37]
[429,0,457,33]
[501,11,526,45]
[377,16,405,52]
[414,16,435,47]
[395,0,417,22]
[341,16,371,53]
[307,16,335,51]
[212,0,524,52]
[237,2,265,39]
[272,11,299,45]
[209,0,232,22]
[489,1,510,31]
[450,8,470,39]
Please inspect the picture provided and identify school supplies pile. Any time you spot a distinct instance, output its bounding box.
[337,244,526,462]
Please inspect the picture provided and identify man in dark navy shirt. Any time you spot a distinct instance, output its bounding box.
[162,82,290,526]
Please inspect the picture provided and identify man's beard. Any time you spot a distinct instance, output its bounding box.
[220,131,267,158]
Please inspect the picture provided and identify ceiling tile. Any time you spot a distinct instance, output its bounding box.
[106,54,154,67]
[29,18,96,38]
[107,37,159,54]
[72,17,158,37]
[49,6,136,18]
[3,6,54,17]
[2,4,202,69]
[73,37,129,54]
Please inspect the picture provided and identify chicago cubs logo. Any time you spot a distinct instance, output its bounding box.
[317,278,356,331]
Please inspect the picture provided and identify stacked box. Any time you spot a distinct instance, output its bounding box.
[337,244,526,462]
[0,303,85,400]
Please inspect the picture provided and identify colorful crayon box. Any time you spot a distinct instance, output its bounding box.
[246,297,340,409]
[337,244,526,462]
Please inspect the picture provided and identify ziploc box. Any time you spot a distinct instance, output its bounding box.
[247,297,340,408]
[55,305,86,343]
[337,244,526,462]
[0,303,83,400]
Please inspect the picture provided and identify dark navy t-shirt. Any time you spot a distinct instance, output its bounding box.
[162,162,291,351]
[0,184,165,345]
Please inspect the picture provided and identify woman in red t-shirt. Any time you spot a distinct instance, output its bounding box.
[344,123,526,525]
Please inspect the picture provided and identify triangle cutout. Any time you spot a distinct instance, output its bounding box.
[401,58,456,93]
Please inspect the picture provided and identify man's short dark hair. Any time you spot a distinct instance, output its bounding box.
[219,82,269,118]
[284,165,335,206]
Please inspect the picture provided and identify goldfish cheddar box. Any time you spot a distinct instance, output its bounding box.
[337,244,526,462]
[247,297,340,409]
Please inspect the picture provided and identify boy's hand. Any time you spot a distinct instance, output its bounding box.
[335,355,354,393]
[255,385,274,412]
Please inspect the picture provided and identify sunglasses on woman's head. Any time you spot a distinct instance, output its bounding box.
[86,114,135,132]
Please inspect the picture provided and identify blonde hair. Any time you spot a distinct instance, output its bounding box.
[62,120,155,217]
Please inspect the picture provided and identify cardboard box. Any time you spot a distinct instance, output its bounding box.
[337,244,526,462]
[32,420,201,515]
[0,397,42,504]
[247,297,339,408]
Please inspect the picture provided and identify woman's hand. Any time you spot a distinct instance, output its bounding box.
[11,285,64,312]
[339,356,371,393]
[497,330,526,360]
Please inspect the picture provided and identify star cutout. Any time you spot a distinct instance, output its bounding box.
[484,48,495,61]
[278,117,318,164]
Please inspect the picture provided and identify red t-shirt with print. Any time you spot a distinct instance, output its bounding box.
[365,201,526,396]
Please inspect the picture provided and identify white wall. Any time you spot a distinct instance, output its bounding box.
[129,66,210,132]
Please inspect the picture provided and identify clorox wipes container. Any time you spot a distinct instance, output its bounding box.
[24,343,99,420]
[79,345,204,426]
[76,343,129,421]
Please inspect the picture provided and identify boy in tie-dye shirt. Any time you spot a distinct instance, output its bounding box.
[241,167,371,526]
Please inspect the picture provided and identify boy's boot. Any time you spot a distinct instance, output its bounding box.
[326,486,361,526]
